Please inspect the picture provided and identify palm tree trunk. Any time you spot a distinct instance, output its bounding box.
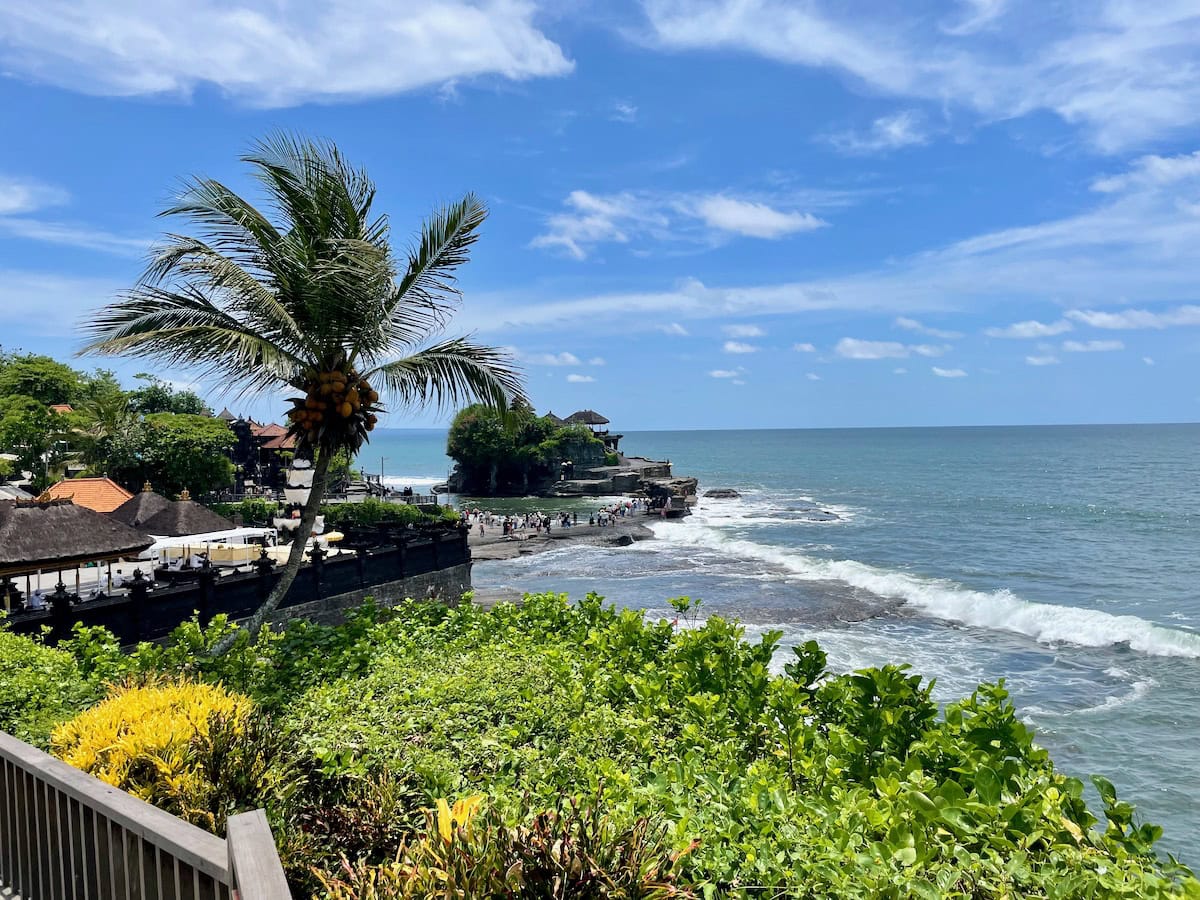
[211,449,331,654]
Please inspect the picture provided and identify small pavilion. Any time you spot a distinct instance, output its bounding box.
[0,500,154,610]
[566,410,622,453]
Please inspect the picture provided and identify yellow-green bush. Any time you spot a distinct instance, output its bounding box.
[52,679,296,833]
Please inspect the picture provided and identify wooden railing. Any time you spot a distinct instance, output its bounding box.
[0,730,290,900]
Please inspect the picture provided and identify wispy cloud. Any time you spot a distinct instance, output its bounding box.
[709,368,744,378]
[895,316,962,339]
[0,217,150,256]
[825,110,929,155]
[1025,354,1060,366]
[1067,306,1200,330]
[659,322,690,336]
[722,340,758,354]
[611,100,638,122]
[587,357,606,366]
[530,189,826,259]
[0,0,573,106]
[1062,339,1124,352]
[566,373,595,383]
[722,323,765,338]
[0,175,69,214]
[806,372,822,381]
[522,351,582,366]
[793,342,816,352]
[640,0,1200,151]
[932,366,967,378]
[835,338,948,359]
[985,319,1073,339]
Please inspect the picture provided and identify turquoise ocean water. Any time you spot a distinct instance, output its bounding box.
[365,424,1200,857]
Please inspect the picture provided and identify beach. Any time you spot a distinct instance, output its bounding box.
[467,509,655,561]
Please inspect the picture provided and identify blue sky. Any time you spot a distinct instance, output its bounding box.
[1,0,1199,429]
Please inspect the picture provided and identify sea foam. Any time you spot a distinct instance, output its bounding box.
[652,521,1200,659]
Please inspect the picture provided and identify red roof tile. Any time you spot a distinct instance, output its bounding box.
[40,477,134,514]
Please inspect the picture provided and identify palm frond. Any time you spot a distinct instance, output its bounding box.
[364,338,525,415]
[381,194,488,347]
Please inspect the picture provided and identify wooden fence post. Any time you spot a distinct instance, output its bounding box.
[226,810,291,900]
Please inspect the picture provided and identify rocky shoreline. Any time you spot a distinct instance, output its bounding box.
[468,514,655,561]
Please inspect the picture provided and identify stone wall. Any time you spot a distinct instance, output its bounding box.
[265,562,473,628]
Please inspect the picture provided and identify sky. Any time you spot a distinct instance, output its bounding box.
[1,0,1199,429]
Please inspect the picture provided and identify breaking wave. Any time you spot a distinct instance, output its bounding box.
[652,521,1200,659]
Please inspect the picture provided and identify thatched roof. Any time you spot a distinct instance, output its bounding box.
[566,409,610,426]
[544,410,567,427]
[108,484,172,529]
[217,407,237,422]
[140,499,235,537]
[0,500,154,576]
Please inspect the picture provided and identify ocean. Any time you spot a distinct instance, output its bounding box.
[363,424,1200,857]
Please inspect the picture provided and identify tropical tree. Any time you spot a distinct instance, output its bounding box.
[80,134,524,636]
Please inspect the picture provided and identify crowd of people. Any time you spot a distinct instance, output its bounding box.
[462,498,648,538]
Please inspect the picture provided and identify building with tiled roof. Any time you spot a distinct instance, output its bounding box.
[49,404,74,415]
[40,477,134,514]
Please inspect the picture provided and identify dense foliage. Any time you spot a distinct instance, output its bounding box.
[447,401,603,494]
[0,351,216,492]
[209,497,459,529]
[5,595,1196,897]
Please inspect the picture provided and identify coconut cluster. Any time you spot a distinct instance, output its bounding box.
[286,366,381,451]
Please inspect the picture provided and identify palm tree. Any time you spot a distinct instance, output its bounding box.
[81,134,524,637]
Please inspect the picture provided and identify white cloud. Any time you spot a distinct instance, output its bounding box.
[793,342,816,352]
[0,0,572,106]
[612,101,638,122]
[932,367,967,378]
[523,351,582,366]
[835,338,947,359]
[911,344,950,357]
[464,151,1200,336]
[732,378,746,385]
[691,195,826,238]
[806,372,822,381]
[0,217,150,256]
[941,0,1007,36]
[566,373,595,383]
[709,369,741,378]
[835,338,909,359]
[985,319,1073,339]
[587,357,606,366]
[1025,354,1060,366]
[722,340,758,354]
[895,316,962,339]
[641,0,1200,151]
[826,110,929,155]
[1092,151,1200,193]
[1061,339,1124,352]
[1143,356,1155,366]
[0,175,69,214]
[893,367,908,374]
[659,322,690,336]
[531,189,825,258]
[1067,305,1200,330]
[723,323,765,337]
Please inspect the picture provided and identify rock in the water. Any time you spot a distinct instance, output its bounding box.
[609,534,635,546]
[705,488,741,499]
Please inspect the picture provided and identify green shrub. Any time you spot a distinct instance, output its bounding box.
[315,795,695,900]
[211,497,280,525]
[604,451,619,466]
[0,625,100,745]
